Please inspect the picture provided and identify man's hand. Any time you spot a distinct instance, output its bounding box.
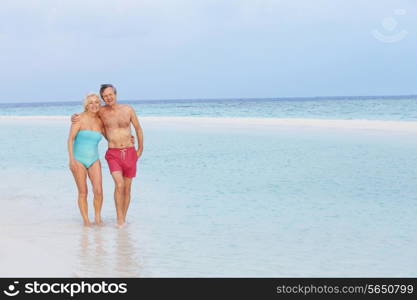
[136,151,142,160]
[131,135,142,160]
[71,113,81,123]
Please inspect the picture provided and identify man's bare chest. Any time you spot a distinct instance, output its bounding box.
[100,110,131,128]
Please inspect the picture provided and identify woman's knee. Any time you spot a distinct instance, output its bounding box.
[78,190,88,198]
[93,188,103,198]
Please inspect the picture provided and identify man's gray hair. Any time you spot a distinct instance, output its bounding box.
[100,84,117,98]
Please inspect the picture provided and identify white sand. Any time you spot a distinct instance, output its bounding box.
[1,115,417,133]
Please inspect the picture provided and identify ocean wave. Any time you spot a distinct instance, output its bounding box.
[0,115,69,119]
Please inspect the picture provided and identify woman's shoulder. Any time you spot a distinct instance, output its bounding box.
[78,112,89,123]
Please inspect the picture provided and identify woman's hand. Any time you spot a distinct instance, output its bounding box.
[69,159,77,172]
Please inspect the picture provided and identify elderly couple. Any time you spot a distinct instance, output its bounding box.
[67,84,144,227]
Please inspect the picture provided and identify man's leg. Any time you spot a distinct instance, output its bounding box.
[122,177,133,220]
[110,171,126,226]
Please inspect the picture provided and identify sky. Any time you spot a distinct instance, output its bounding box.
[0,0,416,102]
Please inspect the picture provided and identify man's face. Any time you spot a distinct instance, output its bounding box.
[101,87,117,106]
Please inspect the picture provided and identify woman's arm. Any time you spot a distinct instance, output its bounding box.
[68,119,81,172]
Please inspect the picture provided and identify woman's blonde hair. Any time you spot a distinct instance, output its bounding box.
[83,93,101,112]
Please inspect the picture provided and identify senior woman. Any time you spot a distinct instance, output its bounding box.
[68,93,106,226]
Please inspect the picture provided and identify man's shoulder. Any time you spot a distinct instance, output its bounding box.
[118,104,133,111]
[99,105,111,114]
[97,107,110,122]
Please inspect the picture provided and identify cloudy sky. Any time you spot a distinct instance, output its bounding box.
[0,0,416,102]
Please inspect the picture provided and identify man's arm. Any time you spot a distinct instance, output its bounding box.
[129,106,143,158]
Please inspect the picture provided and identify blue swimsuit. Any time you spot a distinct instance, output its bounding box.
[73,130,102,168]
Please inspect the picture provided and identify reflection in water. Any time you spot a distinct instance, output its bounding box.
[76,226,141,277]
[115,227,141,277]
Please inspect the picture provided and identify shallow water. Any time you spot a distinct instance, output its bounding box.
[1,118,417,277]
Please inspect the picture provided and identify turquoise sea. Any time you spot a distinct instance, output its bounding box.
[1,96,417,277]
[1,96,417,120]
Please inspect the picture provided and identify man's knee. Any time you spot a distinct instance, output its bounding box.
[123,188,131,197]
[123,181,132,196]
[115,181,125,191]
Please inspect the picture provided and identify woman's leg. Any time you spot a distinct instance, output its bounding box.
[71,160,91,226]
[87,160,104,225]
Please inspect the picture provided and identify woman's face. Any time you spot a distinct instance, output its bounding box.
[86,97,101,113]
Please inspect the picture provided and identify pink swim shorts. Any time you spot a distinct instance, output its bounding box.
[105,147,138,178]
